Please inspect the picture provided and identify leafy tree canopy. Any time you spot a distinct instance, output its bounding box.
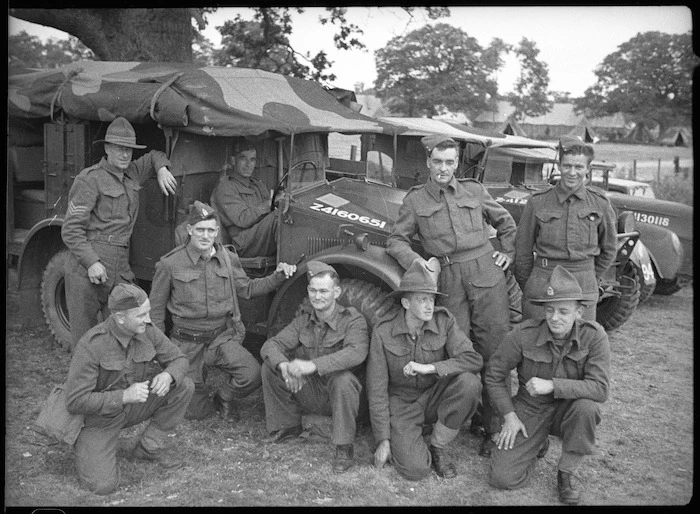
[374,23,504,118]
[575,31,697,128]
[9,30,94,72]
[506,37,552,121]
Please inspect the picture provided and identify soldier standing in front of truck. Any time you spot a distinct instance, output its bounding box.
[61,117,178,351]
[514,136,617,322]
[148,201,296,422]
[386,134,517,459]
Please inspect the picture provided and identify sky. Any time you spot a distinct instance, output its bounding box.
[8,6,694,97]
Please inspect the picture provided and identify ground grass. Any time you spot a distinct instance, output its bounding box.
[4,281,693,507]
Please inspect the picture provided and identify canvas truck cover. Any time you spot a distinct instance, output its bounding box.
[8,61,400,138]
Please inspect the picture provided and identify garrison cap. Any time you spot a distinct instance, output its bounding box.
[530,265,584,304]
[306,260,337,280]
[421,134,456,155]
[388,259,446,298]
[108,283,148,312]
[558,135,591,153]
[96,117,146,149]
[186,201,218,225]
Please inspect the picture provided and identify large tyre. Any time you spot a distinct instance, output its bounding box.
[653,276,683,296]
[636,264,656,304]
[596,265,641,332]
[41,249,72,351]
[269,278,398,337]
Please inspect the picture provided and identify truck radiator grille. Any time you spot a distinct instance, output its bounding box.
[306,237,386,256]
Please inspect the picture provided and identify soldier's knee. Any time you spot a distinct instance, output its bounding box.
[260,360,278,383]
[454,371,482,395]
[81,469,120,495]
[569,398,600,420]
[489,462,526,490]
[328,370,361,392]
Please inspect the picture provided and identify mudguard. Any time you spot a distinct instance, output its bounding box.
[629,240,656,289]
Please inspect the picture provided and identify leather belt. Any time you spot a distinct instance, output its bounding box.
[535,257,594,271]
[87,233,130,247]
[171,323,228,344]
[436,252,472,267]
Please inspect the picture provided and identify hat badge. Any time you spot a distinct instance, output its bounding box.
[201,207,208,216]
[547,286,554,296]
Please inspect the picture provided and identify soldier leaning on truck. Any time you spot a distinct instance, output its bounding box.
[514,136,617,322]
[148,201,296,422]
[210,141,280,258]
[386,134,517,459]
[61,117,177,351]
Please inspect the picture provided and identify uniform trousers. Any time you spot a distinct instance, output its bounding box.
[522,265,598,322]
[388,372,481,480]
[74,376,194,495]
[229,211,278,258]
[65,243,132,351]
[261,362,361,446]
[437,254,511,435]
[174,329,262,419]
[489,397,602,490]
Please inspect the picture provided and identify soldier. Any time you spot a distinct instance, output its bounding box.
[368,260,483,480]
[486,266,611,505]
[148,201,296,422]
[210,142,279,257]
[65,283,194,495]
[259,261,369,473]
[514,136,617,321]
[386,134,517,458]
[61,117,177,350]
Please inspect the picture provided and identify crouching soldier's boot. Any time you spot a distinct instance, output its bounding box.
[332,444,354,473]
[129,441,184,470]
[213,391,240,423]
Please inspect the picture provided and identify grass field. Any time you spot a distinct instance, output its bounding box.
[4,274,693,507]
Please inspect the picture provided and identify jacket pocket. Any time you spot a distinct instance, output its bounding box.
[98,185,127,220]
[522,347,553,380]
[535,210,564,243]
[576,209,602,247]
[563,347,590,379]
[416,203,452,242]
[172,270,201,303]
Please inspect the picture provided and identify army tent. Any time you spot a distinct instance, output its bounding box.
[658,126,692,147]
[566,123,600,143]
[8,60,400,138]
[500,118,528,137]
[621,123,656,144]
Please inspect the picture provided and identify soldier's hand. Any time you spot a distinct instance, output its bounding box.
[525,377,554,396]
[403,361,435,376]
[492,251,512,270]
[149,371,173,397]
[374,439,392,469]
[87,262,108,284]
[157,167,177,196]
[276,262,297,279]
[497,412,528,450]
[279,362,305,393]
[123,381,150,404]
[288,358,316,377]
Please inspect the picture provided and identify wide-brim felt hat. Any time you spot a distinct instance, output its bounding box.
[95,117,146,149]
[529,265,585,304]
[388,258,446,298]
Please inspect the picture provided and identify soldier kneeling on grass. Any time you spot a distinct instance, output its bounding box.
[485,266,611,505]
[260,261,369,473]
[367,259,483,480]
[65,283,194,495]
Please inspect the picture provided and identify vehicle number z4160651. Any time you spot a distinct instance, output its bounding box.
[633,212,670,227]
[309,202,387,228]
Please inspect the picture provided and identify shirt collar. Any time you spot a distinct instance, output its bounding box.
[302,302,347,331]
[425,176,457,200]
[185,242,218,265]
[535,319,582,350]
[390,310,440,337]
[554,182,586,203]
[100,157,127,181]
[231,170,259,188]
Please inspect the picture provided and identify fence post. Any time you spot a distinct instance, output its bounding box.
[632,159,636,180]
[657,158,661,183]
[674,156,680,175]
[350,145,357,161]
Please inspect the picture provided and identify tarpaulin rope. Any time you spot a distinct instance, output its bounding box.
[49,68,82,122]
[150,72,185,124]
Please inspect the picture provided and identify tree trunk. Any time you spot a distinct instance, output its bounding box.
[10,8,194,62]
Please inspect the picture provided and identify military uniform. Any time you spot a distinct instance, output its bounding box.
[149,241,285,417]
[367,305,483,480]
[62,148,171,350]
[386,175,516,436]
[485,317,610,490]
[514,182,617,321]
[260,302,369,446]
[65,285,193,495]
[210,171,278,257]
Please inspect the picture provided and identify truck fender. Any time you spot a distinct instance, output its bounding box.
[266,244,404,331]
[629,240,656,288]
[635,224,684,280]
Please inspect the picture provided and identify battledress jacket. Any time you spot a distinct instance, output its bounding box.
[65,317,189,416]
[367,306,484,443]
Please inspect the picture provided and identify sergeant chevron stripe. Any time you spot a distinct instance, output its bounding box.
[68,201,88,217]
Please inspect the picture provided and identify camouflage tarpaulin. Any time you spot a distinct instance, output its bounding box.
[8,61,399,138]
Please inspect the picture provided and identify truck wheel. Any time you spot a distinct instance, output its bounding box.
[505,270,523,325]
[636,265,656,304]
[269,278,398,337]
[653,276,683,296]
[41,249,72,351]
[596,265,641,332]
